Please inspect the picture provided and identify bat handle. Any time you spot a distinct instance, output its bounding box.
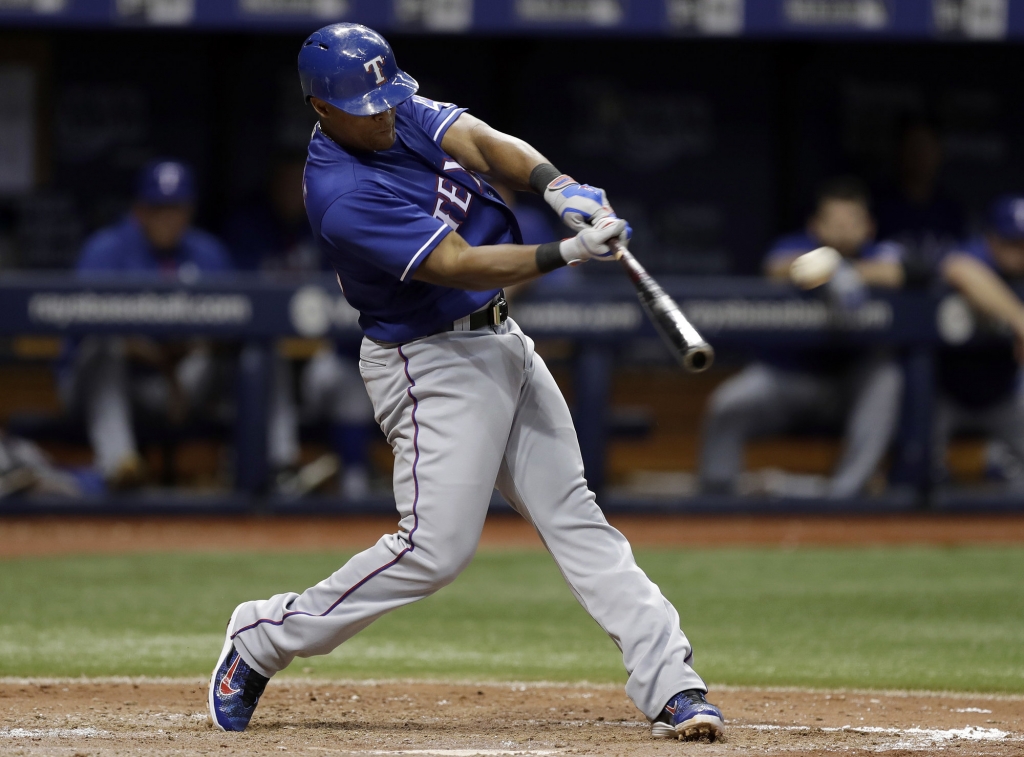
[608,239,644,282]
[609,238,626,260]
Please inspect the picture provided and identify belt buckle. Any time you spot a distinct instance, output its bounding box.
[491,293,508,325]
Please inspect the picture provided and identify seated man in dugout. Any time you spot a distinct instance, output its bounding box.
[934,195,1024,488]
[60,160,233,490]
[699,177,906,498]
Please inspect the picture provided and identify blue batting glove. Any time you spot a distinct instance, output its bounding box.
[543,175,616,231]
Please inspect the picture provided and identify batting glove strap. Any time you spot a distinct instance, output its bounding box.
[544,176,615,232]
[559,217,629,265]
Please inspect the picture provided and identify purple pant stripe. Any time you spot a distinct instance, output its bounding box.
[231,348,423,641]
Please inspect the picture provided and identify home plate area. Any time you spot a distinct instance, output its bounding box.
[1,679,1021,756]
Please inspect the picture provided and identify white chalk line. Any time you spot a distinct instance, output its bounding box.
[323,751,560,756]
[737,723,1020,746]
[0,727,109,738]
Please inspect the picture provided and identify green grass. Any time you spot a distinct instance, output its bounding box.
[1,547,1022,692]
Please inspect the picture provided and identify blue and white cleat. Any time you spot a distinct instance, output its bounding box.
[651,689,725,741]
[208,606,270,732]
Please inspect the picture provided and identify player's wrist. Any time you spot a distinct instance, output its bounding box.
[537,241,570,272]
[529,163,564,195]
[558,237,587,265]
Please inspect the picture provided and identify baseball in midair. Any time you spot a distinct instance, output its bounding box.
[789,246,842,290]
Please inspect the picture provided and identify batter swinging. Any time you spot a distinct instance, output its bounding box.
[209,23,724,743]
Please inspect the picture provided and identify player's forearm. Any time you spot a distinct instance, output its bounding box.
[764,255,798,282]
[854,260,905,289]
[943,253,1024,334]
[414,241,545,290]
[472,130,548,191]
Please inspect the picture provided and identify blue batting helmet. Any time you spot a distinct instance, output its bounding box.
[298,23,418,117]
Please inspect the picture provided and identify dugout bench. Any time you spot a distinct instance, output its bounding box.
[0,272,1013,514]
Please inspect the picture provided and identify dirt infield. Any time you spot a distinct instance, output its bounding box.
[4,516,1022,754]
[1,679,1021,756]
[3,514,1024,558]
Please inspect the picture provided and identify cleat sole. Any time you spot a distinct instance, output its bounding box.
[677,715,724,742]
[651,713,725,742]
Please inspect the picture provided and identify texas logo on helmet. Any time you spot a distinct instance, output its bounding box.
[364,55,387,85]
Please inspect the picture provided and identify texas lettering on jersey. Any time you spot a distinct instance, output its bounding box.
[432,159,481,231]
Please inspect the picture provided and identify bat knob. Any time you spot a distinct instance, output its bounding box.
[683,344,715,373]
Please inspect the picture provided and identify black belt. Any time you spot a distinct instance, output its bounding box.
[369,293,509,348]
[443,292,508,333]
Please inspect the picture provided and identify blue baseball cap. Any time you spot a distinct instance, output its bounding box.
[136,160,195,205]
[990,195,1024,240]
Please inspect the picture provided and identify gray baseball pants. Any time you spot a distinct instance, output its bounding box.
[61,337,221,476]
[699,358,903,497]
[231,318,706,720]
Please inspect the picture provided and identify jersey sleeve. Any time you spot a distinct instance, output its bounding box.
[863,239,905,263]
[944,236,996,269]
[404,95,468,145]
[194,233,234,273]
[320,186,453,282]
[76,231,121,274]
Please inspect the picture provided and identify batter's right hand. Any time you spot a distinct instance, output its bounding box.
[544,175,616,232]
[559,217,631,265]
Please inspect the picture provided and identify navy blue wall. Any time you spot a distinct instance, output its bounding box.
[3,29,1024,274]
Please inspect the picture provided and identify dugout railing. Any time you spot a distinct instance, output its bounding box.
[0,272,1015,515]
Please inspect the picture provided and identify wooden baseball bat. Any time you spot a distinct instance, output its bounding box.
[610,240,714,373]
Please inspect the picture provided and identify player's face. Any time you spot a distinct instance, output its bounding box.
[134,203,193,252]
[312,98,397,152]
[989,234,1024,278]
[809,199,875,258]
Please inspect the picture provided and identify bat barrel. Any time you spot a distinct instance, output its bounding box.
[612,242,715,373]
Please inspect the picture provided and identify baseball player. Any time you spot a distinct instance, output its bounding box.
[934,196,1024,486]
[65,160,233,489]
[700,177,905,498]
[209,23,723,742]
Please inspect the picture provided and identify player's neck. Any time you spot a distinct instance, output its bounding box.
[318,121,384,155]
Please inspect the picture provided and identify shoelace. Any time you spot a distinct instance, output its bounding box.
[240,669,270,708]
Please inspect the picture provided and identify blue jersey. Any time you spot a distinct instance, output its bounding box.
[303,95,522,343]
[77,216,232,277]
[61,215,232,380]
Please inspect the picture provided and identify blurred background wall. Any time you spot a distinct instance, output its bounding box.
[3,21,1024,275]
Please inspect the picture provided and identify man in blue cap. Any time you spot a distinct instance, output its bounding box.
[935,195,1024,485]
[62,160,232,489]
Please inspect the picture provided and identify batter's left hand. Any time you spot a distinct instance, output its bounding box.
[543,175,616,231]
[559,217,632,265]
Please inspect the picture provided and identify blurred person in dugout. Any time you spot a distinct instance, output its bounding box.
[699,177,906,498]
[875,117,966,270]
[61,160,233,490]
[934,196,1024,488]
[223,154,375,498]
